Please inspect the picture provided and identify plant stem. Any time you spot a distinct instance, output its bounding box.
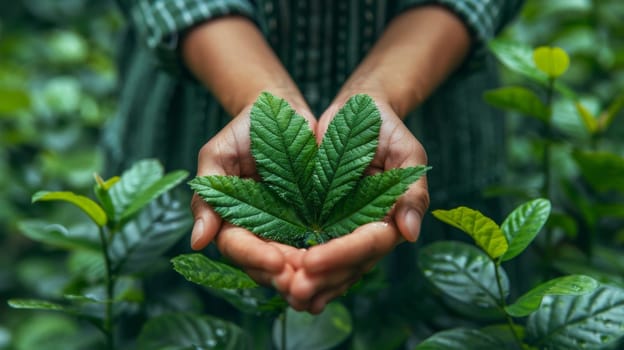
[543,78,555,276]
[98,226,114,350]
[494,261,523,349]
[281,310,287,350]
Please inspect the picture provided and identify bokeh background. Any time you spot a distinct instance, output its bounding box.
[1,0,623,348]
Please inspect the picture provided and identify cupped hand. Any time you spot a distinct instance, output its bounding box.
[285,97,430,313]
[190,102,315,294]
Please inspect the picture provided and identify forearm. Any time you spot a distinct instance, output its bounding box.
[336,5,471,118]
[182,16,307,116]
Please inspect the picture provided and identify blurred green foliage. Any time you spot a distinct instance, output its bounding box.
[2,0,624,349]
[0,0,121,347]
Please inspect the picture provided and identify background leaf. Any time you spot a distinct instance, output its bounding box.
[533,46,570,78]
[272,302,352,350]
[119,169,188,223]
[414,328,506,350]
[323,166,428,236]
[506,275,599,317]
[18,220,100,251]
[483,86,549,121]
[108,193,192,275]
[189,176,308,245]
[108,159,164,223]
[250,92,318,223]
[8,299,68,312]
[314,94,381,221]
[137,313,247,350]
[418,241,509,309]
[432,207,508,259]
[501,198,551,261]
[171,254,258,289]
[573,151,624,193]
[527,286,624,349]
[32,191,107,227]
[488,39,576,99]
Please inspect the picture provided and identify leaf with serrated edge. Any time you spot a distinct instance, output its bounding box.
[32,191,107,227]
[432,207,508,259]
[314,94,381,221]
[527,285,624,349]
[172,254,257,289]
[323,166,428,236]
[506,275,599,317]
[501,198,551,261]
[251,92,317,223]
[189,176,308,244]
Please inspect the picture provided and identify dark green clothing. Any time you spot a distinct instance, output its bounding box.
[105,0,522,207]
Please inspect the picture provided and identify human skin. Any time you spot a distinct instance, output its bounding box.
[183,5,470,314]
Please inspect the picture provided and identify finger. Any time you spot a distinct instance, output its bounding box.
[216,223,285,274]
[395,177,429,242]
[302,222,402,274]
[307,279,357,314]
[190,193,222,250]
[246,263,295,293]
[267,242,306,269]
[288,265,359,305]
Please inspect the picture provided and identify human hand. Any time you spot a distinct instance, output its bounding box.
[190,102,315,295]
[284,97,430,313]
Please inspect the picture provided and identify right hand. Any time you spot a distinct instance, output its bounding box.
[190,102,316,295]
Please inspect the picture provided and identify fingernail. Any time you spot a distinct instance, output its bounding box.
[190,219,204,249]
[404,210,421,242]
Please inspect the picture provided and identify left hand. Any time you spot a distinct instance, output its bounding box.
[284,97,430,314]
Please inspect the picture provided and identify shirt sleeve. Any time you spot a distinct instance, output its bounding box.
[399,0,525,62]
[115,0,256,72]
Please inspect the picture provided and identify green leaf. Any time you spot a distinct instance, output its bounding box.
[8,299,67,312]
[414,328,506,350]
[314,94,381,221]
[172,253,258,289]
[323,166,428,236]
[119,169,188,223]
[138,313,247,350]
[533,46,570,78]
[32,191,107,227]
[506,275,599,317]
[189,176,308,244]
[527,286,624,349]
[250,92,318,222]
[17,220,100,251]
[501,198,551,261]
[484,86,549,121]
[418,241,508,309]
[272,302,352,350]
[432,207,508,259]
[573,151,624,193]
[208,288,287,315]
[575,102,598,134]
[0,87,30,115]
[109,193,192,274]
[488,39,576,99]
[108,159,164,223]
[599,93,624,131]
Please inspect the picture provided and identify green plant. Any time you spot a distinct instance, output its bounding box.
[189,92,428,248]
[416,199,624,350]
[8,159,191,349]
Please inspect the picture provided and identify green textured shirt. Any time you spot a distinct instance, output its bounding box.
[105,0,523,206]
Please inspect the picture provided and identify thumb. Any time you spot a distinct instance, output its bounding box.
[190,193,222,250]
[394,176,429,242]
